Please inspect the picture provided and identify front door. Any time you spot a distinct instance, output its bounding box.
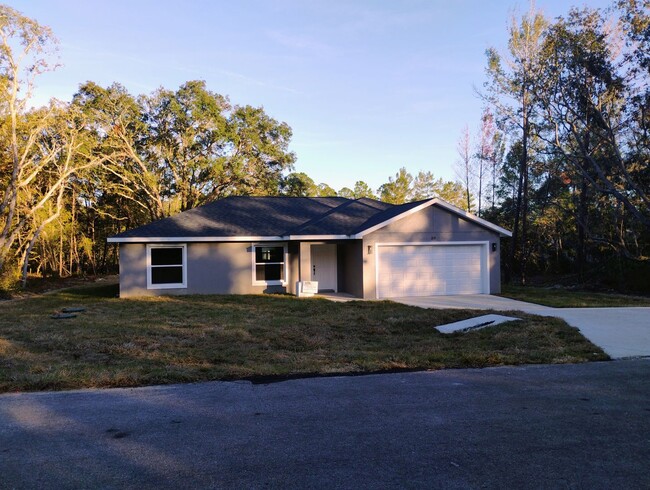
[310,244,337,292]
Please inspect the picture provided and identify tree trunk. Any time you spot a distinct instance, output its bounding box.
[577,175,588,278]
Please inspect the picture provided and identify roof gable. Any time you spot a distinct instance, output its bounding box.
[351,198,512,238]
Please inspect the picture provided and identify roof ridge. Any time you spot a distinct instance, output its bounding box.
[285,198,395,236]
[351,199,428,235]
[282,198,358,235]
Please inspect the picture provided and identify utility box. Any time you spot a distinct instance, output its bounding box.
[296,281,318,297]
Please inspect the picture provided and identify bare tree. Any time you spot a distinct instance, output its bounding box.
[0,6,59,279]
[0,7,107,285]
[454,125,474,212]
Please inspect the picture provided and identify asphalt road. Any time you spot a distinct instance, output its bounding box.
[1,360,649,489]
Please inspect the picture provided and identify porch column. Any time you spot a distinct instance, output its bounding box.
[299,242,311,282]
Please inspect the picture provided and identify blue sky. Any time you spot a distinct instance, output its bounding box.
[15,0,611,191]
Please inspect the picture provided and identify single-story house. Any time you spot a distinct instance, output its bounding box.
[108,196,511,299]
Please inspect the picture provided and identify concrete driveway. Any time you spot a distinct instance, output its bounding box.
[1,360,649,489]
[393,295,650,359]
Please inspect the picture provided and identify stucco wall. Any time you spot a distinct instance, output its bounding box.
[338,241,364,298]
[117,205,504,298]
[361,205,502,298]
[119,242,298,297]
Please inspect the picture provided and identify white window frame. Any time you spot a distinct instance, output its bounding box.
[252,242,288,286]
[147,243,188,290]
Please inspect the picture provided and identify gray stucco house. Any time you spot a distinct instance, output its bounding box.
[108,196,511,299]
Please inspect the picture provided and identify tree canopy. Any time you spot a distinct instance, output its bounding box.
[1,1,648,294]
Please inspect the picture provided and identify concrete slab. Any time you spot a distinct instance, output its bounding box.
[391,295,650,359]
[315,292,358,302]
[392,294,552,314]
[553,308,650,359]
[435,314,521,333]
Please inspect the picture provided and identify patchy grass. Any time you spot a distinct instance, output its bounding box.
[501,284,650,308]
[0,288,608,393]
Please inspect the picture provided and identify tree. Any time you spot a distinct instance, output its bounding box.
[336,181,378,200]
[436,181,469,209]
[353,181,377,199]
[378,167,413,204]
[454,125,474,212]
[483,4,548,284]
[536,6,650,234]
[475,108,504,216]
[280,172,317,196]
[411,171,438,201]
[316,183,337,196]
[0,6,103,285]
[337,187,354,198]
[141,81,231,212]
[226,103,296,197]
[72,81,166,222]
[76,80,297,217]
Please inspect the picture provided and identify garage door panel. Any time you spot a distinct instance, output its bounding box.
[377,244,486,298]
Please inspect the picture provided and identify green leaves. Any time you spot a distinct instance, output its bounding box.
[71,80,297,219]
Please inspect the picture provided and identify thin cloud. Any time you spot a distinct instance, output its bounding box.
[265,30,338,58]
[61,42,303,95]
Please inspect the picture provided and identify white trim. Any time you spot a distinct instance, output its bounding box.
[109,236,287,243]
[251,242,289,286]
[354,198,512,238]
[374,241,490,299]
[109,234,350,243]
[286,235,349,240]
[146,244,187,290]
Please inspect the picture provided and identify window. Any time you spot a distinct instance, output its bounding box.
[147,244,187,289]
[253,244,286,285]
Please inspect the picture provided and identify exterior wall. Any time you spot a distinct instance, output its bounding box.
[117,205,503,298]
[337,240,364,298]
[287,241,300,295]
[298,242,311,283]
[119,242,298,297]
[362,205,502,298]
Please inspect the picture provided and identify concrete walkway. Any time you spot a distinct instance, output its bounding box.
[392,295,650,359]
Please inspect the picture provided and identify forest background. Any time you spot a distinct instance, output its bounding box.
[0,1,648,293]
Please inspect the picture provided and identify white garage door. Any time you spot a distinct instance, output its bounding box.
[377,244,487,298]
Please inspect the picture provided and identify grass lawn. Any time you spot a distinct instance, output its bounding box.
[0,284,608,393]
[501,284,650,308]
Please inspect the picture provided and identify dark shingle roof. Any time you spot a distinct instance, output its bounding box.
[111,196,394,239]
[287,198,393,236]
[110,196,512,240]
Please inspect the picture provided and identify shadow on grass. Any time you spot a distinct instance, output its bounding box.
[0,292,610,393]
[59,283,120,298]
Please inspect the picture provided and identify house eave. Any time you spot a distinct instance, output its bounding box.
[107,234,355,244]
[107,236,288,243]
[285,234,351,241]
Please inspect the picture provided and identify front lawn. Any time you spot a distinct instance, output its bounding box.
[501,284,650,308]
[0,285,608,393]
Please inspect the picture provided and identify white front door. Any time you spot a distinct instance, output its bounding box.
[310,244,337,292]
